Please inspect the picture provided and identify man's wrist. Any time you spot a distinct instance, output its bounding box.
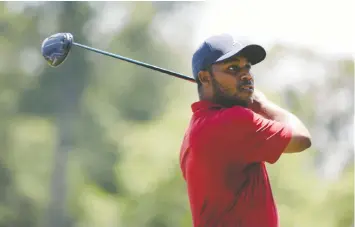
[257,99,284,120]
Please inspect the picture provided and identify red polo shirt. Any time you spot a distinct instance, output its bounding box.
[179,100,292,227]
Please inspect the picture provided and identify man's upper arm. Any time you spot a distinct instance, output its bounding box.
[217,106,293,164]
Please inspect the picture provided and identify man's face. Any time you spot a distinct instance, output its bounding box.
[208,56,254,108]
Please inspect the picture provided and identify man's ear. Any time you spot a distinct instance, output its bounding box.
[198,70,211,85]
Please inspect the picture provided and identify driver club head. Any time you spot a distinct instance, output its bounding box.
[41,33,74,67]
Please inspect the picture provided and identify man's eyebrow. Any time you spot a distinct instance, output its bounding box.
[222,60,252,66]
[222,58,240,64]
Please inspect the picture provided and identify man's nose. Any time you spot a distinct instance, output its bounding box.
[241,73,252,81]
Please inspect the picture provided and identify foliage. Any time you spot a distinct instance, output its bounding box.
[0,2,353,227]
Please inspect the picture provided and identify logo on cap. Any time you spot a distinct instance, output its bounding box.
[232,39,242,47]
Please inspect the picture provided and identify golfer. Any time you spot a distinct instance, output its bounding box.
[179,34,312,227]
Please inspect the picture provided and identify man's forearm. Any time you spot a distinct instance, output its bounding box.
[258,100,311,137]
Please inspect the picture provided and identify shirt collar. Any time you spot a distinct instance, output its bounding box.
[191,100,223,113]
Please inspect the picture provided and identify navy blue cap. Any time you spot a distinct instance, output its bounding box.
[192,34,266,81]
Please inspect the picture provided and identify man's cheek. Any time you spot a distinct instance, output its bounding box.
[215,84,228,95]
[224,86,238,96]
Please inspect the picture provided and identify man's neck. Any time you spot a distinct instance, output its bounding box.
[199,91,213,102]
[199,96,248,108]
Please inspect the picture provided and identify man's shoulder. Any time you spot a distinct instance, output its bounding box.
[191,100,254,119]
[222,105,254,117]
[187,105,255,132]
[185,106,256,141]
[208,106,255,125]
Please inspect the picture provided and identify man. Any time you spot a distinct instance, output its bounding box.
[179,34,312,227]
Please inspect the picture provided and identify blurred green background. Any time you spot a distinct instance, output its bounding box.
[0,1,353,227]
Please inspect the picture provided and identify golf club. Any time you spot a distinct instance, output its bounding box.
[41,33,196,83]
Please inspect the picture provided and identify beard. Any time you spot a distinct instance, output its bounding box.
[211,76,249,108]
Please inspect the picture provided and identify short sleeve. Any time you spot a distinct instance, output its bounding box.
[215,106,293,164]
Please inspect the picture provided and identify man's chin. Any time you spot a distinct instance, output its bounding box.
[214,97,249,108]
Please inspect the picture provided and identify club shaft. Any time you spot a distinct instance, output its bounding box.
[72,42,196,83]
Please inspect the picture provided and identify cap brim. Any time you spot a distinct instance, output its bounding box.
[215,44,266,65]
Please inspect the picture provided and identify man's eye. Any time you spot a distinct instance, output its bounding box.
[228,65,241,72]
[228,64,251,72]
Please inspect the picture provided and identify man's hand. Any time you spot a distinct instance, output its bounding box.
[248,89,268,114]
